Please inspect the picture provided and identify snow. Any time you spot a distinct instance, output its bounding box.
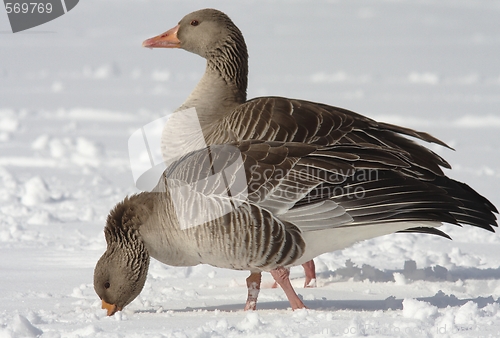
[1,0,500,336]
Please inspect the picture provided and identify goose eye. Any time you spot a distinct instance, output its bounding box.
[190,20,199,26]
[104,282,110,289]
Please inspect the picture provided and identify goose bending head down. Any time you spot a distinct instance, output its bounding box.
[93,9,498,316]
[94,197,151,316]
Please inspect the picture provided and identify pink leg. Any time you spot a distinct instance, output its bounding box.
[272,260,317,288]
[302,260,317,288]
[270,266,306,310]
[244,272,262,311]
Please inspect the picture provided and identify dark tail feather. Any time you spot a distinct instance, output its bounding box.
[398,227,453,239]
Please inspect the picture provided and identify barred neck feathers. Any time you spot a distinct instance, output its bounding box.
[206,24,248,99]
[104,193,154,239]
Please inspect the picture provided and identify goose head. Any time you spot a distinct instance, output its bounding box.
[93,199,151,316]
[142,8,249,117]
[142,8,246,60]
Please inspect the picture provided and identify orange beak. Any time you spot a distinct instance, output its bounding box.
[142,25,181,48]
[102,300,121,316]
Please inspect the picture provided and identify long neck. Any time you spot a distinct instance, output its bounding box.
[177,32,248,125]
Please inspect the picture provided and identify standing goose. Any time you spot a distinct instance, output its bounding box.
[140,8,459,309]
[94,9,496,314]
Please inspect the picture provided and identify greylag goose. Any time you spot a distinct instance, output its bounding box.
[94,139,497,315]
[143,9,444,309]
[93,8,497,315]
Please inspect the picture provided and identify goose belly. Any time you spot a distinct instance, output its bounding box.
[183,207,305,272]
[294,221,441,266]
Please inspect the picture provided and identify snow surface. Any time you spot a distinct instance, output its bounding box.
[1,0,500,336]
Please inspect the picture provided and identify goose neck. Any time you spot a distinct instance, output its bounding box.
[178,35,248,122]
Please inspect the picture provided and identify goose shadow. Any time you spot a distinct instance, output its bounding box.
[316,259,500,285]
[135,261,500,314]
[135,292,499,314]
